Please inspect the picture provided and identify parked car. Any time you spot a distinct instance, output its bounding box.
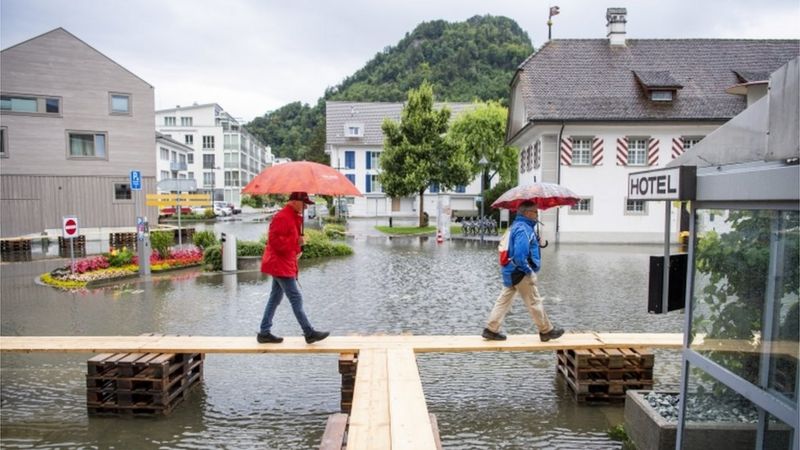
[160,206,192,216]
[214,201,233,216]
[227,202,241,214]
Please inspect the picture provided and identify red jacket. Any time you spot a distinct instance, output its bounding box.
[261,205,302,277]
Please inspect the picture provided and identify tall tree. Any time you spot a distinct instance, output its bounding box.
[380,82,471,226]
[447,100,518,188]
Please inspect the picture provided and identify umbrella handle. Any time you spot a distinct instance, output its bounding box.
[540,239,549,249]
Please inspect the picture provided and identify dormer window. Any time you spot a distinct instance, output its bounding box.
[650,90,673,102]
[633,70,682,103]
[344,122,364,138]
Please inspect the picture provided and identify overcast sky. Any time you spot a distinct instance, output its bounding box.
[2,0,798,121]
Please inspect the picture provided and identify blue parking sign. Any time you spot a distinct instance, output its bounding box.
[130,170,142,190]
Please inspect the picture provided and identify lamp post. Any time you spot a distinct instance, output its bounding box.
[478,156,488,243]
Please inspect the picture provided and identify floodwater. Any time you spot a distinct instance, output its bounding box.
[0,216,684,449]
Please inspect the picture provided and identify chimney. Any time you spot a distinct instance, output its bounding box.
[606,7,627,47]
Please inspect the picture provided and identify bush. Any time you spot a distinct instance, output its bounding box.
[149,231,174,259]
[193,230,218,249]
[301,229,353,259]
[322,216,347,225]
[323,223,346,239]
[203,245,222,271]
[237,240,264,257]
[106,247,134,267]
[204,208,216,219]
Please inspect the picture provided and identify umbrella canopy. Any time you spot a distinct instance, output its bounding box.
[241,161,362,197]
[491,182,579,211]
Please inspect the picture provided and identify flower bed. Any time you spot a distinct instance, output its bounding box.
[41,247,204,290]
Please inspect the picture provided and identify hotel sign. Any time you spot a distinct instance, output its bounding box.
[628,166,696,201]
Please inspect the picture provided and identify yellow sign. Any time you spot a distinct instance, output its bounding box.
[145,193,212,207]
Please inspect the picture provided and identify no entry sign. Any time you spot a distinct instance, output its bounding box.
[62,216,79,238]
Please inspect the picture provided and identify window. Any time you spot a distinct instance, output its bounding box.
[344,151,355,169]
[345,174,355,185]
[224,134,239,149]
[160,147,170,160]
[429,183,440,193]
[180,117,193,126]
[625,199,647,215]
[344,122,364,137]
[366,174,382,193]
[572,138,592,165]
[160,170,170,179]
[224,152,239,168]
[202,135,215,149]
[569,198,592,214]
[187,153,194,164]
[627,138,648,166]
[109,93,130,114]
[650,90,673,102]
[1,94,60,115]
[113,183,132,201]
[366,151,381,170]
[203,154,215,169]
[683,136,704,150]
[224,171,240,187]
[185,134,194,145]
[455,185,466,193]
[188,171,194,180]
[164,116,176,126]
[0,127,7,158]
[203,172,215,187]
[68,131,107,158]
[171,151,177,162]
[179,154,186,164]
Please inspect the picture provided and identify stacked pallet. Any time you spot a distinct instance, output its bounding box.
[86,351,203,416]
[0,238,32,262]
[58,235,86,257]
[557,347,654,403]
[338,353,357,413]
[109,232,137,251]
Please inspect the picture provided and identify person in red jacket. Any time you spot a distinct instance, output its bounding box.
[257,192,329,344]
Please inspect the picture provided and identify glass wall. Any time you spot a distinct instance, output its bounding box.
[683,208,798,448]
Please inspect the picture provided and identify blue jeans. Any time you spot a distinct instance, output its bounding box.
[259,276,314,336]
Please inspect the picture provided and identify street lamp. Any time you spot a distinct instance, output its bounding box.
[478,156,488,243]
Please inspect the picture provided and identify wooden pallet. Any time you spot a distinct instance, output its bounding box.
[58,236,86,257]
[338,353,357,413]
[109,232,137,251]
[557,347,654,403]
[0,238,32,261]
[86,348,203,416]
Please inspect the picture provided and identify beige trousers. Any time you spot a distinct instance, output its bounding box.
[486,273,553,334]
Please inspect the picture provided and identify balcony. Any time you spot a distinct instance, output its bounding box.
[170,162,188,171]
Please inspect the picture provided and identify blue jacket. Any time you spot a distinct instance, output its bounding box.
[501,215,541,287]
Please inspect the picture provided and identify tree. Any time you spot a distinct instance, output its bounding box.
[447,100,518,189]
[380,82,471,226]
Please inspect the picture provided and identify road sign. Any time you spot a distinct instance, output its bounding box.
[130,170,142,190]
[62,216,79,238]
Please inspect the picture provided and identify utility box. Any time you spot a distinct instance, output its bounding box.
[221,232,237,272]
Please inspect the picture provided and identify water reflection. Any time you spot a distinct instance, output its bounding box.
[1,218,683,449]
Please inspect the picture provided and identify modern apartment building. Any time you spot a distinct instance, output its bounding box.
[326,101,482,217]
[0,28,157,237]
[155,132,190,184]
[155,104,273,206]
[506,8,799,243]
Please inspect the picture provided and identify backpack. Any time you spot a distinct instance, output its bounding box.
[498,224,539,266]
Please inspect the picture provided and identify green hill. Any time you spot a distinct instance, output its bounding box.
[246,15,533,163]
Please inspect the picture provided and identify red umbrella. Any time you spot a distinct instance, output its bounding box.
[241,161,362,196]
[491,182,579,211]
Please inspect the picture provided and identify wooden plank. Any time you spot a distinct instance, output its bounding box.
[348,349,390,450]
[428,414,443,450]
[0,333,684,354]
[318,413,348,450]
[387,348,437,450]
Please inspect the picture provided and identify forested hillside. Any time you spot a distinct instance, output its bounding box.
[246,15,533,163]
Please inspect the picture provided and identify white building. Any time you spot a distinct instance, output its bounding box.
[155,132,190,185]
[506,8,799,243]
[326,101,484,218]
[155,103,273,206]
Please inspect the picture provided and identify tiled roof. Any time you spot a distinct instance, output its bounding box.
[326,101,476,146]
[515,39,799,122]
[633,70,682,89]
[733,69,772,83]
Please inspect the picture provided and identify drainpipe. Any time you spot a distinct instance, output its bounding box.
[555,121,565,244]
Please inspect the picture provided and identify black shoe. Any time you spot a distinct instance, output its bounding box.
[257,332,283,344]
[305,330,330,344]
[482,328,507,341]
[539,327,564,342]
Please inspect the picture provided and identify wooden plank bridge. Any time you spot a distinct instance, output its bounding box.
[0,333,682,449]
